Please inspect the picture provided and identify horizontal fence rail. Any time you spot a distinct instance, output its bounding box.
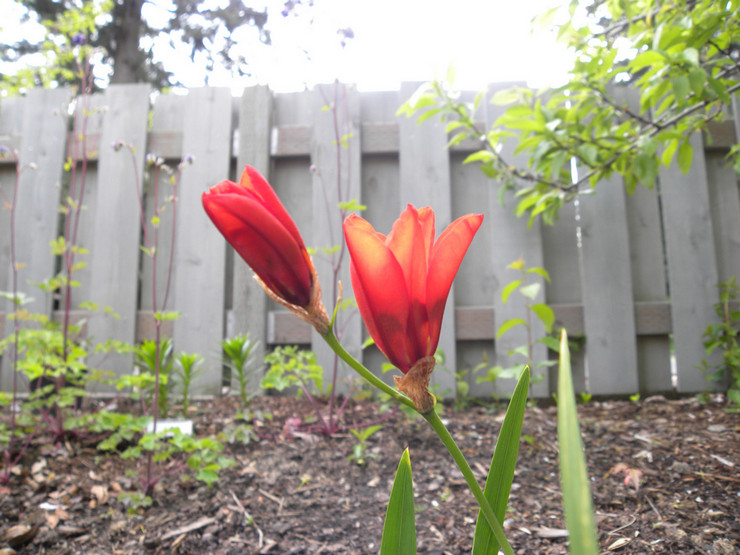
[1,84,739,398]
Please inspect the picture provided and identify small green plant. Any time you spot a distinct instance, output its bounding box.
[700,277,740,411]
[262,345,325,397]
[221,333,259,411]
[120,429,233,495]
[133,338,175,418]
[347,424,382,466]
[174,352,203,418]
[477,257,557,393]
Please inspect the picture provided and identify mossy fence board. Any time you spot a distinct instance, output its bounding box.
[1,84,738,398]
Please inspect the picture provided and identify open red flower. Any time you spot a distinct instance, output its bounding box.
[203,165,328,332]
[344,205,483,411]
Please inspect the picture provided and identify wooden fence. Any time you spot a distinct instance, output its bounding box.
[1,83,739,398]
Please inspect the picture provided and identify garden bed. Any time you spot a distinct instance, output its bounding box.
[1,394,739,554]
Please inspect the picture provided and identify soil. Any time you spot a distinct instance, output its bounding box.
[1,394,739,554]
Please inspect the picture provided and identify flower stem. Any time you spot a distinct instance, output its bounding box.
[321,328,415,411]
[423,409,514,555]
[320,327,513,553]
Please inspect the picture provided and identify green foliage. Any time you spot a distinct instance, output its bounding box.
[473,367,529,554]
[476,258,557,392]
[700,277,740,411]
[133,338,175,417]
[556,330,599,554]
[380,448,416,555]
[347,424,382,466]
[261,345,325,397]
[399,0,740,224]
[221,333,259,410]
[0,0,275,93]
[174,352,203,418]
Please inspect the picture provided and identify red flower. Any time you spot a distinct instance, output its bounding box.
[344,205,483,410]
[203,165,328,332]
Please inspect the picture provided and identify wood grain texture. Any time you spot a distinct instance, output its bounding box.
[87,84,150,386]
[172,88,232,395]
[659,132,721,392]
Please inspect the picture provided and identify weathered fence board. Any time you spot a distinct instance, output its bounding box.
[485,83,549,398]
[398,82,457,395]
[171,88,232,395]
[1,84,739,399]
[87,84,150,384]
[230,85,272,385]
[659,132,722,393]
[310,83,363,394]
[579,176,639,395]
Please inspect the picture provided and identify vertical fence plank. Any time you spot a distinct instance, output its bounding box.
[87,84,150,384]
[399,82,456,397]
[172,87,232,395]
[579,175,639,394]
[231,85,273,386]
[359,91,401,383]
[625,184,673,392]
[12,88,71,316]
[1,88,70,390]
[543,202,586,393]
[0,96,27,389]
[311,83,362,394]
[139,94,186,322]
[485,83,549,398]
[659,132,721,392]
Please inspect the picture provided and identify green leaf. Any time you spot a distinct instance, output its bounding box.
[519,283,541,301]
[496,318,526,339]
[677,140,693,174]
[472,367,529,554]
[380,448,416,555]
[557,330,599,554]
[687,67,706,95]
[672,74,689,101]
[530,303,555,333]
[501,280,522,304]
[525,267,551,282]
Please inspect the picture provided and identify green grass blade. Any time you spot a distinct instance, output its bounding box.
[472,366,529,555]
[557,329,599,554]
[380,448,416,555]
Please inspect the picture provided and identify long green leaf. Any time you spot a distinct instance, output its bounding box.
[472,366,530,555]
[380,448,416,555]
[557,330,599,554]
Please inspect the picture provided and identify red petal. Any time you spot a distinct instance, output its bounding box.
[203,188,312,307]
[426,213,483,351]
[386,205,432,363]
[239,166,306,250]
[344,214,413,372]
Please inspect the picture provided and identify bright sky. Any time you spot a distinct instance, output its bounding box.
[1,0,574,93]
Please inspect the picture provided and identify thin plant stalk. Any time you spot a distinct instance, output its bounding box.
[0,149,36,484]
[122,150,185,495]
[321,326,513,553]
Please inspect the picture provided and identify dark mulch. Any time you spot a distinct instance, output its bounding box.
[1,394,739,554]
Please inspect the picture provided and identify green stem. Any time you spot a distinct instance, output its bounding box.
[321,328,415,411]
[321,326,513,554]
[423,409,514,555]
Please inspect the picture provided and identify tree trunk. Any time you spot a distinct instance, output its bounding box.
[110,0,145,84]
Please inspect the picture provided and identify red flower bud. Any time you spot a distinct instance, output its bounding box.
[203,165,328,333]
